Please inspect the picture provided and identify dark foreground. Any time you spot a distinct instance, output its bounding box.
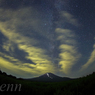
[0,71,95,95]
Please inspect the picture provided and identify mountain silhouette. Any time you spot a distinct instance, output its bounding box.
[26,73,72,82]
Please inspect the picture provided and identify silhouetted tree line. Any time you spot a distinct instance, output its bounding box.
[0,69,95,95]
[0,69,7,76]
[0,69,23,80]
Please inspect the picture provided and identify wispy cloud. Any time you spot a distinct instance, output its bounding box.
[0,7,56,77]
[0,4,81,77]
[57,11,79,26]
[56,28,81,74]
[80,44,95,71]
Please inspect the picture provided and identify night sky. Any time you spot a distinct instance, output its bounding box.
[0,0,95,78]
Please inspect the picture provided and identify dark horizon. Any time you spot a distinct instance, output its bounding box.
[0,69,94,80]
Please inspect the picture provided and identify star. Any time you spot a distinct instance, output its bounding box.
[76,5,78,7]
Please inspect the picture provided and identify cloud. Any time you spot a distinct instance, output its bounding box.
[58,11,79,26]
[0,56,38,78]
[56,28,81,74]
[80,44,95,71]
[0,6,56,77]
[18,44,55,72]
[0,52,19,62]
[0,51,55,78]
[2,40,15,52]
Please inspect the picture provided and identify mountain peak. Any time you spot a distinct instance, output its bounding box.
[46,73,53,79]
[26,73,71,82]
